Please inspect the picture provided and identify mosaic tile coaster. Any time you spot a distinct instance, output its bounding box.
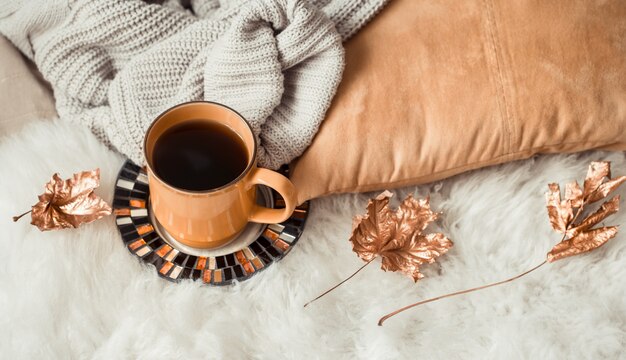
[113,160,309,285]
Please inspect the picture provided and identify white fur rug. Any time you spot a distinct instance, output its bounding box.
[1,120,625,359]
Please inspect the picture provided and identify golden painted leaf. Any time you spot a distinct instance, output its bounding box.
[349,191,452,282]
[545,183,573,233]
[566,196,620,238]
[28,169,112,231]
[545,161,624,264]
[547,226,618,263]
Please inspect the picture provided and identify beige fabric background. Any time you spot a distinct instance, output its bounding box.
[0,36,56,135]
[290,0,626,202]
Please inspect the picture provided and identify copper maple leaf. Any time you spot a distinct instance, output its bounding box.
[350,191,453,282]
[13,169,112,231]
[545,161,625,262]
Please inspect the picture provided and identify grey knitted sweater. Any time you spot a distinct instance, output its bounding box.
[0,0,387,169]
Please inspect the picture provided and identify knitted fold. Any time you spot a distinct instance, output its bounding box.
[0,0,388,168]
[204,0,344,168]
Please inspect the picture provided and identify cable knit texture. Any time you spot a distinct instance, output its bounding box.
[0,0,388,168]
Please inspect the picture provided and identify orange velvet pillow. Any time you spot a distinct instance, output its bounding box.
[290,0,626,203]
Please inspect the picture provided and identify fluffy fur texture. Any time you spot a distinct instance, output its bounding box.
[1,120,624,358]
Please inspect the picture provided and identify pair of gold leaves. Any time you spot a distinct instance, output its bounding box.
[349,161,625,285]
[13,169,111,231]
[546,161,626,262]
[347,161,625,325]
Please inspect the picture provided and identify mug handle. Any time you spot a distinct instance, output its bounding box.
[248,167,297,224]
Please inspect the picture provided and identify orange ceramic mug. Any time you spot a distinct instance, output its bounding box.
[144,101,296,249]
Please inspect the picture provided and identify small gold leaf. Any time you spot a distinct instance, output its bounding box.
[349,191,452,282]
[546,161,624,264]
[547,226,618,263]
[27,169,112,231]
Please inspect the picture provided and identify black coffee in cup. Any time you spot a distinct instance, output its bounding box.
[153,120,248,191]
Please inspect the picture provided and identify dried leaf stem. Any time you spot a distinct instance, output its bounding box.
[304,258,375,308]
[12,210,32,222]
[377,260,547,326]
